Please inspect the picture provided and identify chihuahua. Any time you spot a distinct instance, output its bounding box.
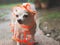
[10,3,39,45]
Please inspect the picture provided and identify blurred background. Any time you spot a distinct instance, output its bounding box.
[0,0,60,45]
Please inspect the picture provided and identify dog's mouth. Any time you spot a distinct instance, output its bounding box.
[18,22,23,24]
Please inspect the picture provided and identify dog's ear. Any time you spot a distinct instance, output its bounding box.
[11,4,21,12]
[22,3,37,15]
[29,4,37,15]
[11,5,23,14]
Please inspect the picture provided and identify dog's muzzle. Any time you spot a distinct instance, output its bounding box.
[17,19,23,24]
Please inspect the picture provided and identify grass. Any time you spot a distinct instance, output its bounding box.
[40,10,60,31]
[0,3,21,8]
[0,3,21,17]
[43,11,60,21]
[0,3,60,20]
[0,14,5,17]
[40,10,60,23]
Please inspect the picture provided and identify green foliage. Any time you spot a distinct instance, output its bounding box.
[0,14,5,17]
[0,3,21,8]
[43,11,60,21]
[40,11,60,24]
[28,0,35,3]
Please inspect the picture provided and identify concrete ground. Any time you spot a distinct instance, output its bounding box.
[0,8,15,45]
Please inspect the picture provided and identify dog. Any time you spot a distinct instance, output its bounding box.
[10,3,39,45]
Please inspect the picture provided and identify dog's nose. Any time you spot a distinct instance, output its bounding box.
[17,19,22,24]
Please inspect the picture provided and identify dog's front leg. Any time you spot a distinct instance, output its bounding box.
[17,42,20,45]
[10,14,15,33]
[13,24,20,45]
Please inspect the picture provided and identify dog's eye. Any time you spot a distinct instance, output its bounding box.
[23,15,28,18]
[16,15,19,17]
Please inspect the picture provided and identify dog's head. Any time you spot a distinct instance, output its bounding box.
[12,3,36,24]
